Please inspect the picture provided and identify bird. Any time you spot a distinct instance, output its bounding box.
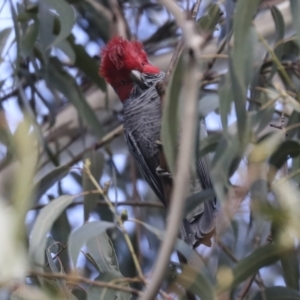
[100,36,216,247]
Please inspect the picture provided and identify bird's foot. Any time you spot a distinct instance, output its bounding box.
[156,166,172,178]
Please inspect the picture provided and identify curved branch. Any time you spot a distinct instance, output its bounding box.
[139,1,204,299]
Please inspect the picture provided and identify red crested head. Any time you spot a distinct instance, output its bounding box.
[99,36,160,102]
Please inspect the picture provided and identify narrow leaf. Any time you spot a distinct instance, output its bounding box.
[68,221,115,267]
[56,40,76,64]
[86,233,120,274]
[34,164,69,202]
[161,55,183,174]
[172,264,215,300]
[21,20,39,56]
[69,35,106,90]
[46,57,103,138]
[233,244,285,287]
[0,27,12,58]
[252,286,300,300]
[29,195,75,272]
[41,0,75,49]
[271,6,285,42]
[290,0,300,46]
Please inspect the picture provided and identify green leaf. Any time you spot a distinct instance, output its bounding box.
[211,134,242,202]
[46,57,103,138]
[218,75,232,130]
[198,94,219,118]
[290,0,300,46]
[21,20,39,56]
[34,164,70,202]
[197,3,222,33]
[233,244,285,287]
[40,0,75,49]
[173,264,215,300]
[68,34,106,90]
[68,221,115,267]
[229,56,248,143]
[134,220,206,270]
[0,27,12,58]
[45,250,66,290]
[29,195,75,272]
[280,246,300,291]
[11,119,39,228]
[56,40,76,64]
[161,55,183,174]
[198,132,223,157]
[87,272,131,300]
[86,233,120,273]
[38,0,54,57]
[271,6,285,42]
[83,151,104,221]
[252,286,300,300]
[10,2,21,71]
[232,0,260,85]
[269,140,300,170]
[248,131,283,163]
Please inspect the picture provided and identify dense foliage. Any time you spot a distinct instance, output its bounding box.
[0,0,300,299]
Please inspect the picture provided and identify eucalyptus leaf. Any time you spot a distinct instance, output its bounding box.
[68,221,115,267]
[46,57,103,138]
[34,164,70,202]
[218,75,232,130]
[269,140,300,170]
[290,0,300,46]
[29,195,75,272]
[197,3,222,33]
[133,220,207,271]
[198,94,219,118]
[173,264,215,300]
[21,20,39,56]
[161,55,183,174]
[252,286,300,300]
[280,245,299,291]
[40,0,75,49]
[0,27,12,58]
[56,40,76,64]
[86,233,120,274]
[68,34,106,90]
[233,244,286,287]
[271,6,285,42]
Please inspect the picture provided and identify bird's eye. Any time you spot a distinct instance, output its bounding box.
[120,80,126,85]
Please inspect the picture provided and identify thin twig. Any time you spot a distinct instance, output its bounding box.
[31,199,164,210]
[29,270,141,296]
[140,1,204,299]
[83,160,145,281]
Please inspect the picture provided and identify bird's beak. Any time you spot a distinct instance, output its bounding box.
[130,70,148,89]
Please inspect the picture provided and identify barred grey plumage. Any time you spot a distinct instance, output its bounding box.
[123,71,216,248]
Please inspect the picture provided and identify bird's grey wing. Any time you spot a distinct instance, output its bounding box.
[182,121,217,247]
[125,130,166,206]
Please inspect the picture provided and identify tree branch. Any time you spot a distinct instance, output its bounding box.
[29,270,141,296]
[139,1,205,299]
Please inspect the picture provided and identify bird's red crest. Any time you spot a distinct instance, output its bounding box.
[99,36,160,101]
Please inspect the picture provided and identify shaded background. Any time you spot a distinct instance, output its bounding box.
[0,0,300,300]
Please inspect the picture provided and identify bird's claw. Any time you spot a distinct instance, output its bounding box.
[156,166,172,178]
